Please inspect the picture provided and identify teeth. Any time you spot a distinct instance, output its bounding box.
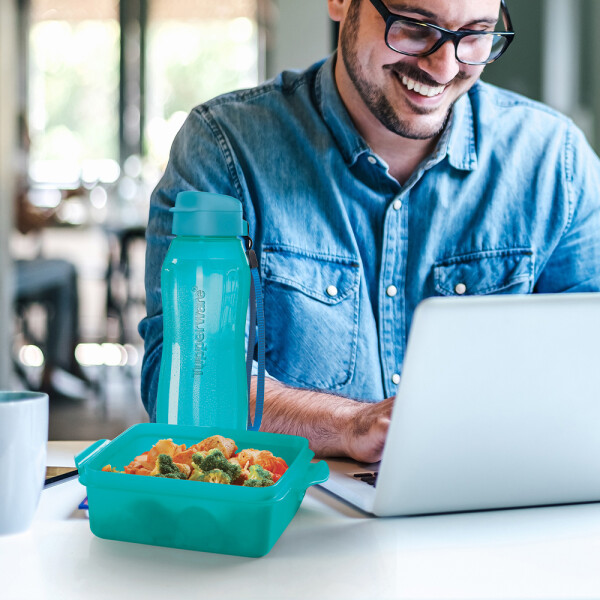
[399,74,445,98]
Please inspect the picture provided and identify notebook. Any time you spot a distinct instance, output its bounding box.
[319,293,600,516]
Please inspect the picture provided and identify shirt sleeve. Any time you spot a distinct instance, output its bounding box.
[138,107,245,421]
[535,122,600,293]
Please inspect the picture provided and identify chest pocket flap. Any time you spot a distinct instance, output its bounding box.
[262,248,359,304]
[434,248,534,296]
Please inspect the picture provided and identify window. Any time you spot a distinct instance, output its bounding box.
[28,0,120,187]
[27,0,261,186]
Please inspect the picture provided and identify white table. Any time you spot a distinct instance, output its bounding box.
[2,441,600,599]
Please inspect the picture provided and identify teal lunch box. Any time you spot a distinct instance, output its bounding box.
[75,423,329,557]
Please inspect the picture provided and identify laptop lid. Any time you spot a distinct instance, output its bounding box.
[321,293,600,517]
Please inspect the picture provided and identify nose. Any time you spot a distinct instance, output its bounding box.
[416,39,460,85]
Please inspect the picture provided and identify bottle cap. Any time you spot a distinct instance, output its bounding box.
[170,191,249,237]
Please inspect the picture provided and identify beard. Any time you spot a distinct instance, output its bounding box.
[339,0,466,140]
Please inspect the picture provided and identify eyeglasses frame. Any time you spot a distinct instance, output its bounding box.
[368,0,515,65]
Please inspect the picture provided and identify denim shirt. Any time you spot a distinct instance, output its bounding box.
[139,53,600,421]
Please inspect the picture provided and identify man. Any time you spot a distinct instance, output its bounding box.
[140,0,600,461]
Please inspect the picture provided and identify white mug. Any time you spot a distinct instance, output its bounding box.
[0,391,49,535]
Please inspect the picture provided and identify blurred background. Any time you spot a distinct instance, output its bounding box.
[0,0,598,440]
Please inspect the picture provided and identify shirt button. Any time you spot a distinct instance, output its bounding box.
[386,285,398,297]
[393,199,402,210]
[326,285,338,297]
[367,155,377,165]
[392,373,401,385]
[455,282,467,295]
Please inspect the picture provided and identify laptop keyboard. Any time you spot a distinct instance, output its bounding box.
[352,471,379,487]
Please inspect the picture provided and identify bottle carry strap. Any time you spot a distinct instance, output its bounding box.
[244,238,265,431]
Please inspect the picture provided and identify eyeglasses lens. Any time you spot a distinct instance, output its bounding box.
[387,21,439,54]
[456,34,506,64]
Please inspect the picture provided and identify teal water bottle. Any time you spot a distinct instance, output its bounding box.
[156,191,252,428]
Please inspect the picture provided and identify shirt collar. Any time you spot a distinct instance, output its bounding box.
[446,84,478,172]
[316,52,478,172]
[316,53,370,166]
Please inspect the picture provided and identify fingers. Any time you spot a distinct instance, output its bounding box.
[377,395,395,414]
[344,397,395,463]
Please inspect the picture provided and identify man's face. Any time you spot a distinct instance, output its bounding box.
[335,0,502,140]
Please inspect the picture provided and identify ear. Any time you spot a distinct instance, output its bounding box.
[328,0,349,23]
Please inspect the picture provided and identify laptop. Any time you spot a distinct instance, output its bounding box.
[319,292,600,517]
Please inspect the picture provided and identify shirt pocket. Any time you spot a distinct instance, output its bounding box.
[261,246,360,390]
[433,248,535,296]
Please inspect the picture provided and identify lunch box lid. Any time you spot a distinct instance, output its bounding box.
[75,423,329,503]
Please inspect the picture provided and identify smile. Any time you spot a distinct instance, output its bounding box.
[400,75,446,98]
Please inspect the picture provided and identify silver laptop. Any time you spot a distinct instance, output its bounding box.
[319,293,600,516]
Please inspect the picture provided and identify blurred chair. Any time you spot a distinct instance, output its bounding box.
[105,224,147,344]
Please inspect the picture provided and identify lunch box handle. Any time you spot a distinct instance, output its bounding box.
[74,439,111,484]
[304,460,329,488]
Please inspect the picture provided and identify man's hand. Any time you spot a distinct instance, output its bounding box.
[251,377,395,463]
[341,396,394,463]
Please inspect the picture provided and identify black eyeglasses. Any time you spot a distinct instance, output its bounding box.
[369,0,515,65]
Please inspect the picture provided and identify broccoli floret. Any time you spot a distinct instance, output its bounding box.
[243,464,274,487]
[192,449,241,481]
[189,464,204,482]
[190,451,206,467]
[151,454,186,479]
[195,469,232,484]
